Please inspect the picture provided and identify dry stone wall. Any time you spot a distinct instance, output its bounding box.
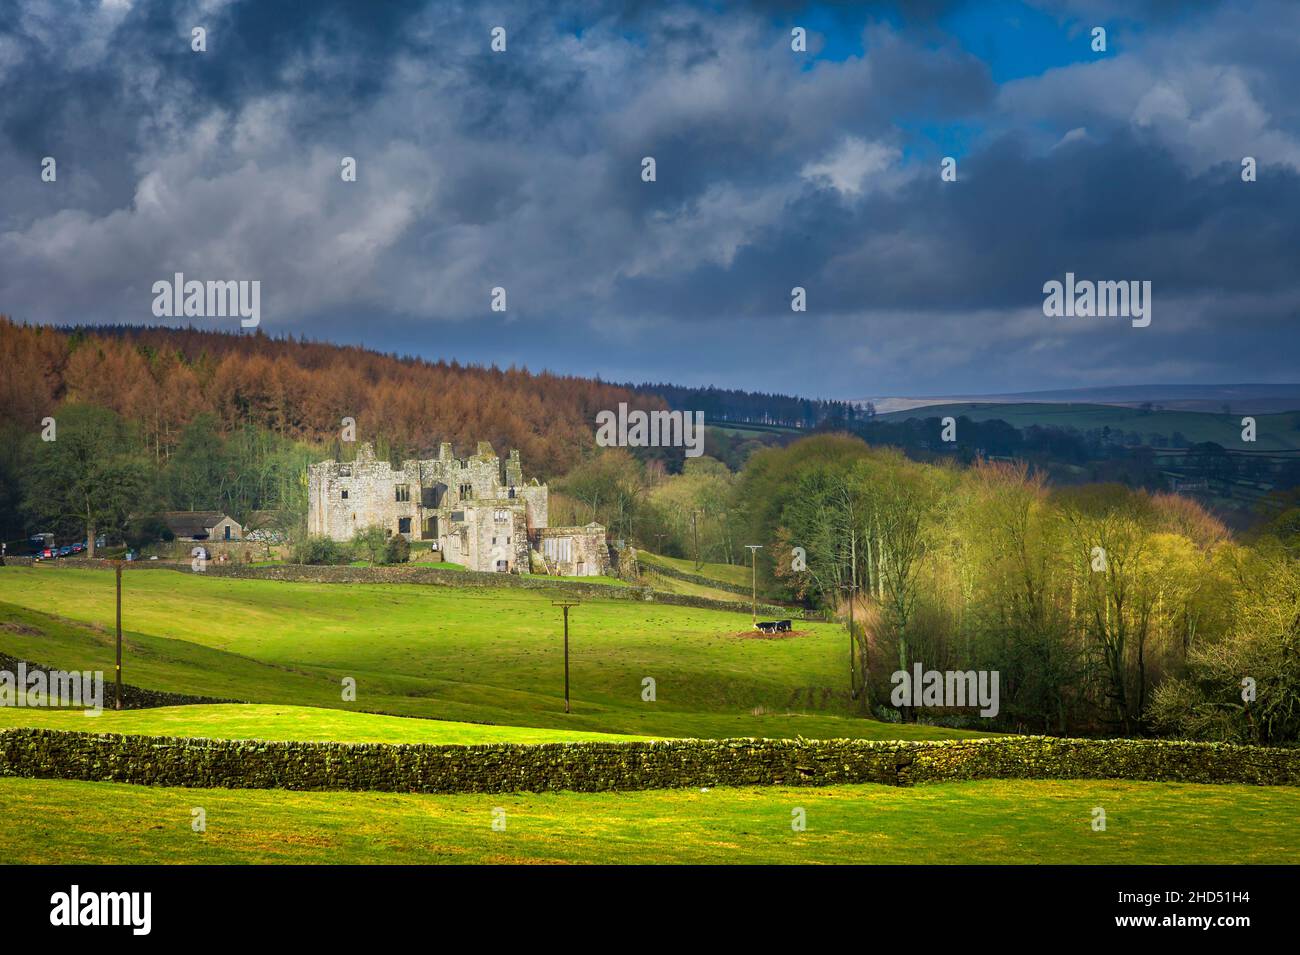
[3,731,1295,793]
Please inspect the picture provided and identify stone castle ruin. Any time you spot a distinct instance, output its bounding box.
[308,442,608,576]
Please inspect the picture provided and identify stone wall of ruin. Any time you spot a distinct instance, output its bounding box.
[308,441,561,573]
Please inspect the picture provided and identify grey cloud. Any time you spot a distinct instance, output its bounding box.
[0,0,1296,398]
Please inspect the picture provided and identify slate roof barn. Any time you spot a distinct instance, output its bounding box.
[160,511,244,541]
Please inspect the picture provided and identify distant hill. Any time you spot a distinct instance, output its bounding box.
[876,402,1300,452]
[625,381,854,429]
[860,384,1300,416]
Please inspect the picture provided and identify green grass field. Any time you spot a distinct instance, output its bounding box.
[638,568,753,603]
[3,564,1297,867]
[712,422,802,437]
[638,551,753,589]
[2,776,1295,864]
[0,566,977,741]
[634,550,796,605]
[0,703,647,744]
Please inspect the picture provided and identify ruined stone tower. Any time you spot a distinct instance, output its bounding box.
[307,442,607,575]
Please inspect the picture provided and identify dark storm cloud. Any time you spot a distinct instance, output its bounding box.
[609,130,1300,318]
[0,0,1296,396]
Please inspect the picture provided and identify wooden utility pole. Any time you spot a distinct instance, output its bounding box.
[691,510,701,570]
[745,545,762,624]
[114,559,123,710]
[552,600,580,713]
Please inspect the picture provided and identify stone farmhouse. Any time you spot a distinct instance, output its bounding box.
[160,511,244,542]
[307,442,609,576]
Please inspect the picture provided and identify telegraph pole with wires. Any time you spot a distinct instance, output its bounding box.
[552,600,580,713]
[691,510,701,570]
[114,558,124,710]
[745,544,762,624]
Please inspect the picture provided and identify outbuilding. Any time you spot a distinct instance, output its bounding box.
[160,511,244,542]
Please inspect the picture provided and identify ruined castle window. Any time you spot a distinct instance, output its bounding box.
[339,466,352,477]
[395,484,410,503]
[459,483,473,500]
[451,511,465,522]
[398,518,411,535]
[543,537,572,563]
[508,487,516,499]
[341,489,349,500]
[494,509,509,522]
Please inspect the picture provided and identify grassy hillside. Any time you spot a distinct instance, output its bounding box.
[637,569,754,603]
[0,567,979,741]
[635,552,801,607]
[3,776,1295,864]
[711,422,803,437]
[638,551,753,589]
[0,704,646,744]
[881,402,1300,450]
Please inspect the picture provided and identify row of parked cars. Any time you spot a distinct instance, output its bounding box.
[27,534,106,559]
